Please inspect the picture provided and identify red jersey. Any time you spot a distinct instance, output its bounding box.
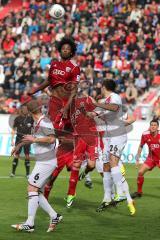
[140,130,160,161]
[70,96,96,135]
[48,59,80,88]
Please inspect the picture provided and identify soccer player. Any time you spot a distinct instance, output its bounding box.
[28,37,80,199]
[11,100,62,233]
[132,119,160,198]
[66,93,98,208]
[44,126,74,200]
[28,37,80,127]
[10,105,34,178]
[91,80,135,215]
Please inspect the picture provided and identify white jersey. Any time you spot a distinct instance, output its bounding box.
[33,115,57,161]
[100,93,127,138]
[94,98,107,132]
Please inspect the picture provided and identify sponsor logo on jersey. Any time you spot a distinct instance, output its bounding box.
[53,69,65,75]
[150,144,160,149]
[71,109,81,124]
[66,67,71,72]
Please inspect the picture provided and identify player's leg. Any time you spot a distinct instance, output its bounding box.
[30,161,62,232]
[66,138,84,208]
[11,153,19,177]
[79,140,97,181]
[110,154,135,215]
[80,159,93,189]
[113,160,126,202]
[66,160,81,208]
[11,160,61,232]
[24,145,31,178]
[11,183,38,232]
[132,163,151,198]
[44,149,66,199]
[44,170,59,200]
[79,158,95,180]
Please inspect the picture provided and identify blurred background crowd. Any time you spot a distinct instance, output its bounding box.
[0,0,159,119]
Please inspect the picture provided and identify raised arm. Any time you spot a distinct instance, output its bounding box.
[91,97,119,112]
[28,79,50,96]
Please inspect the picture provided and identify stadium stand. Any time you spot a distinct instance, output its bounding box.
[0,0,159,119]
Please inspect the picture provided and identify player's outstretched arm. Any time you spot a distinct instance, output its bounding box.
[124,115,136,126]
[135,145,143,167]
[11,141,30,156]
[61,84,78,118]
[11,128,16,146]
[27,80,50,96]
[23,134,56,144]
[91,97,119,112]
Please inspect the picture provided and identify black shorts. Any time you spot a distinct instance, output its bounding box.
[15,137,31,155]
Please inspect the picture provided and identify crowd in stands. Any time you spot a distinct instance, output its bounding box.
[0,0,159,117]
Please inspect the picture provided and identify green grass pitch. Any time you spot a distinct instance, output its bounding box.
[0,156,160,240]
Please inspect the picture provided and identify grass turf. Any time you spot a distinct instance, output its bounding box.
[0,156,160,240]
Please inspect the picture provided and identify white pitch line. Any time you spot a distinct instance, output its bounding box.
[0,176,160,179]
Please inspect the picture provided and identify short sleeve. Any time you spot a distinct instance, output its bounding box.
[13,117,18,128]
[86,96,96,111]
[110,94,121,105]
[41,118,55,136]
[71,66,80,83]
[48,60,54,82]
[140,134,146,147]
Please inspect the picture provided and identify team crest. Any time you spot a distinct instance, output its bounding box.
[66,67,71,72]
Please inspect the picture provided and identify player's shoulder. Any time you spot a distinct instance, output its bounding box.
[142,130,150,136]
[50,60,58,67]
[106,92,121,104]
[69,59,78,67]
[40,116,53,128]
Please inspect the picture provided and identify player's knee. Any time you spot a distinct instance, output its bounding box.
[103,163,110,172]
[27,184,39,192]
[25,160,30,167]
[138,170,145,176]
[87,162,95,171]
[13,158,18,165]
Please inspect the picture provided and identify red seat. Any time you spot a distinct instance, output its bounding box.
[152,75,160,85]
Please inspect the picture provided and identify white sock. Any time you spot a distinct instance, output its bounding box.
[111,177,116,199]
[111,166,124,197]
[122,179,132,203]
[39,193,57,219]
[25,192,39,227]
[85,173,91,182]
[103,172,112,202]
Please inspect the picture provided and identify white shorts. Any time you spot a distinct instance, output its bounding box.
[28,159,57,188]
[96,158,103,173]
[102,135,127,163]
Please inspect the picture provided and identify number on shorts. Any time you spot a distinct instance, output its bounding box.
[110,145,118,153]
[34,173,40,181]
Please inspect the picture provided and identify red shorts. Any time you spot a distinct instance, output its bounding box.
[73,136,98,163]
[144,157,160,170]
[48,96,70,130]
[52,150,73,178]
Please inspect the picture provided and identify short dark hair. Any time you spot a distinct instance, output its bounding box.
[150,118,159,126]
[57,37,77,57]
[27,100,41,114]
[102,79,116,92]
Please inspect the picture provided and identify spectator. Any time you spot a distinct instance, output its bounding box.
[135,73,147,95]
[125,82,138,104]
[0,65,5,86]
[0,0,159,114]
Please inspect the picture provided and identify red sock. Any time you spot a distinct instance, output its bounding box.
[137,175,144,193]
[67,170,79,196]
[44,184,52,200]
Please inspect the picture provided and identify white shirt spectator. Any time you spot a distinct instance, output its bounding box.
[0,65,5,85]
